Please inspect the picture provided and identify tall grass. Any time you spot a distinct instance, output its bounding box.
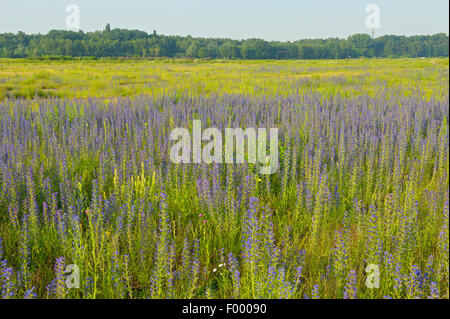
[0,59,448,299]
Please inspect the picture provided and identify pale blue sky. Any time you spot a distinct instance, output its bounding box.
[0,0,448,41]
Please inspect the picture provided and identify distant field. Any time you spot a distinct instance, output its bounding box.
[0,58,448,100]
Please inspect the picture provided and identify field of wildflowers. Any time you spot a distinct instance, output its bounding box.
[0,58,448,299]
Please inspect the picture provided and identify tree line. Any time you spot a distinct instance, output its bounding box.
[0,26,448,59]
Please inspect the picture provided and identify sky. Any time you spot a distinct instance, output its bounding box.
[0,0,448,41]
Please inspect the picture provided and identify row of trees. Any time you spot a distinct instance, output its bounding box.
[0,26,448,59]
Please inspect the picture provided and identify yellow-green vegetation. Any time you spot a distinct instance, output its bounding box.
[0,57,448,299]
[0,58,448,100]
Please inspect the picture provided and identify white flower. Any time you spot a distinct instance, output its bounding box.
[218,263,224,268]
[212,268,217,272]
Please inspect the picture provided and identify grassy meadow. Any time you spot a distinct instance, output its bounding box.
[0,58,448,99]
[0,57,448,299]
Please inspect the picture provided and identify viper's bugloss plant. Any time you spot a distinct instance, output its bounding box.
[0,59,448,299]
